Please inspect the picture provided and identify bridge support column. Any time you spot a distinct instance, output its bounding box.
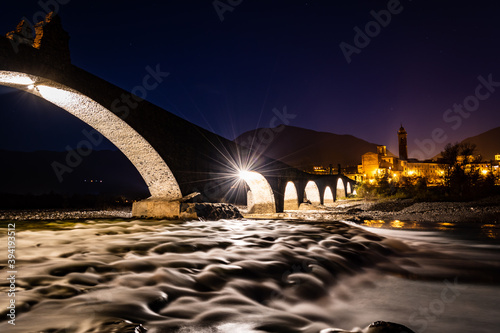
[132,199,181,219]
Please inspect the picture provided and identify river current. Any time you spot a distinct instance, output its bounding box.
[1,218,499,333]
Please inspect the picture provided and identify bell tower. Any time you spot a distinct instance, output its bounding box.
[398,125,408,160]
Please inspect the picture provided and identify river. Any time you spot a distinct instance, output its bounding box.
[1,218,499,333]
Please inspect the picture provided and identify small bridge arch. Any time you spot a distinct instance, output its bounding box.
[336,177,346,199]
[324,186,334,206]
[239,170,276,214]
[283,181,299,211]
[304,180,321,205]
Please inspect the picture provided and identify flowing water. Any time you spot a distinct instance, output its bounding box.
[0,218,499,333]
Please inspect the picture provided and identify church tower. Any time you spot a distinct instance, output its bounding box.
[398,125,408,160]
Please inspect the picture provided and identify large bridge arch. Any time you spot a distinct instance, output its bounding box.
[0,71,182,200]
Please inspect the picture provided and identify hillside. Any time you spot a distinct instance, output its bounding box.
[234,125,389,170]
[461,126,500,160]
[0,150,148,197]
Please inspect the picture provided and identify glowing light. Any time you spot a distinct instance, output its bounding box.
[482,224,499,239]
[390,220,405,228]
[363,220,384,228]
[482,169,488,175]
[0,72,35,86]
[239,170,255,181]
[37,85,74,103]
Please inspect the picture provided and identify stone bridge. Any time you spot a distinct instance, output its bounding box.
[0,13,355,218]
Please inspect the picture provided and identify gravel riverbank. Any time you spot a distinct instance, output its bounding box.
[260,195,500,224]
[1,196,499,223]
[297,196,500,224]
[341,195,500,224]
[0,207,132,220]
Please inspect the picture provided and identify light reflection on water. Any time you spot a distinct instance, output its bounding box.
[361,219,499,240]
[0,218,499,333]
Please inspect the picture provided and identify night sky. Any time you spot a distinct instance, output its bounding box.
[1,0,500,159]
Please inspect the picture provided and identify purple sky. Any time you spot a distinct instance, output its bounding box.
[1,0,500,159]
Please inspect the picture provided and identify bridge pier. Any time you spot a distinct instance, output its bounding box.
[132,199,181,219]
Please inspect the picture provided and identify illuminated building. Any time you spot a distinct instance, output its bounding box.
[352,126,499,185]
[358,126,447,184]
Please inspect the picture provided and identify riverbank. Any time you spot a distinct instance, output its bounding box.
[244,195,500,224]
[1,195,500,223]
[335,195,500,224]
[0,207,132,220]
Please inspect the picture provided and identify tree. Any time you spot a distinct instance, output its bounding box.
[377,173,391,195]
[439,142,483,198]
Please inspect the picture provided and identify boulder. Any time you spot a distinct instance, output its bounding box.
[181,203,243,220]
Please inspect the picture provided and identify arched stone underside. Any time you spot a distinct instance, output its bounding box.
[336,178,346,200]
[347,182,352,195]
[0,71,182,200]
[283,181,299,211]
[324,186,334,206]
[240,171,276,214]
[304,181,321,205]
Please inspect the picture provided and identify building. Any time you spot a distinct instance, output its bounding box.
[350,125,500,185]
[357,125,446,184]
[398,125,408,160]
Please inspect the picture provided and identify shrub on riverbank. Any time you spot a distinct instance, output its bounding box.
[355,177,499,202]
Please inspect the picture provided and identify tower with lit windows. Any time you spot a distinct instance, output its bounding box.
[398,125,408,160]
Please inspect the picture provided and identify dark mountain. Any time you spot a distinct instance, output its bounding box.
[234,125,390,171]
[460,127,500,161]
[0,149,149,197]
